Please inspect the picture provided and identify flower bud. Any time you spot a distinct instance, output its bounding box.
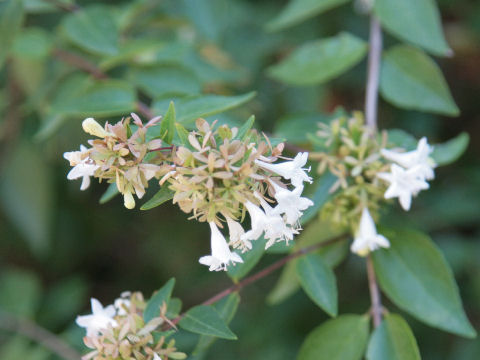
[82,118,110,138]
[124,191,135,209]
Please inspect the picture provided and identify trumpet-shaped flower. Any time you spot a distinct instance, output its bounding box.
[63,145,99,190]
[241,201,269,242]
[76,298,118,336]
[153,354,162,360]
[270,182,313,226]
[256,196,296,248]
[199,222,243,271]
[381,137,435,180]
[227,217,251,252]
[378,164,430,211]
[351,208,390,256]
[256,152,313,187]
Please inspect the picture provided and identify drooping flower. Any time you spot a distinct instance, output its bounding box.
[153,354,162,360]
[226,217,251,252]
[82,117,112,138]
[377,164,430,211]
[381,137,435,180]
[241,201,269,242]
[199,222,244,271]
[270,181,314,226]
[350,207,390,256]
[63,145,99,190]
[76,298,118,336]
[256,152,313,187]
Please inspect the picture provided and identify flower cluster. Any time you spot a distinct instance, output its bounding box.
[64,115,314,271]
[76,292,185,360]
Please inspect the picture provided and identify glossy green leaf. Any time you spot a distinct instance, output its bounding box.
[166,298,182,319]
[374,0,450,56]
[63,5,119,56]
[267,0,350,32]
[179,305,237,340]
[367,313,421,360]
[236,115,255,140]
[296,253,337,316]
[159,101,176,144]
[297,315,369,360]
[432,132,469,166]
[174,122,190,146]
[267,33,367,86]
[380,46,459,116]
[52,80,137,117]
[131,65,201,98]
[144,278,175,322]
[140,186,175,210]
[386,129,418,151]
[99,183,120,204]
[0,0,24,68]
[152,92,256,125]
[372,228,476,338]
[227,236,268,281]
[0,269,41,317]
[12,28,52,60]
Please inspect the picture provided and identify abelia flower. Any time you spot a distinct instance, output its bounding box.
[241,201,269,242]
[82,118,112,138]
[63,145,99,190]
[199,222,243,271]
[226,217,251,252]
[270,181,313,226]
[256,152,313,187]
[350,208,390,256]
[76,298,118,336]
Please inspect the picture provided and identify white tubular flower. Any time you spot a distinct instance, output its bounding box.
[82,118,112,138]
[114,297,131,316]
[199,222,243,271]
[153,354,162,360]
[378,164,430,211]
[381,137,435,180]
[76,298,118,336]
[241,201,269,242]
[351,208,390,256]
[255,152,313,187]
[226,217,251,251]
[63,145,99,190]
[270,181,313,226]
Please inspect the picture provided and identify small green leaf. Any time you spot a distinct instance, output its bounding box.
[158,101,176,144]
[431,132,469,166]
[380,45,459,116]
[372,228,476,338]
[179,305,237,340]
[144,278,175,323]
[386,129,418,151]
[297,315,369,360]
[267,0,350,32]
[174,122,190,146]
[140,186,175,211]
[296,253,337,316]
[166,298,182,319]
[0,0,24,68]
[52,80,137,117]
[227,236,268,281]
[62,5,119,56]
[367,313,421,360]
[99,183,120,204]
[267,33,367,86]
[152,92,256,125]
[12,28,52,60]
[235,115,255,141]
[374,0,450,56]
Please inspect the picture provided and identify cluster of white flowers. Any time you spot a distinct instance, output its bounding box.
[199,152,314,271]
[378,137,435,211]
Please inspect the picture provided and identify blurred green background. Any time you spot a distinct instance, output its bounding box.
[0,0,479,359]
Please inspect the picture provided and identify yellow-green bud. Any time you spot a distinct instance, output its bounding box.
[82,118,110,138]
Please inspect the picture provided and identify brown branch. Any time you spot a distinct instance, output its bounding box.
[168,234,346,327]
[0,311,82,360]
[366,255,382,327]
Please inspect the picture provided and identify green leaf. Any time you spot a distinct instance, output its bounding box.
[227,236,268,281]
[160,101,176,144]
[193,294,241,356]
[99,183,120,204]
[235,115,255,141]
[130,65,201,98]
[174,122,190,146]
[380,45,459,116]
[166,298,183,319]
[431,132,469,166]
[374,0,451,56]
[366,313,421,360]
[267,0,350,32]
[0,269,41,318]
[296,253,337,316]
[152,92,256,125]
[179,305,237,340]
[267,33,367,86]
[140,186,175,211]
[386,129,418,151]
[62,5,119,56]
[372,228,476,338]
[0,0,24,68]
[144,278,175,323]
[52,80,137,117]
[297,315,369,360]
[12,28,52,60]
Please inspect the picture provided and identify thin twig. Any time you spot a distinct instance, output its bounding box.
[168,234,347,327]
[0,311,82,360]
[364,16,383,132]
[366,255,382,327]
[42,0,79,12]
